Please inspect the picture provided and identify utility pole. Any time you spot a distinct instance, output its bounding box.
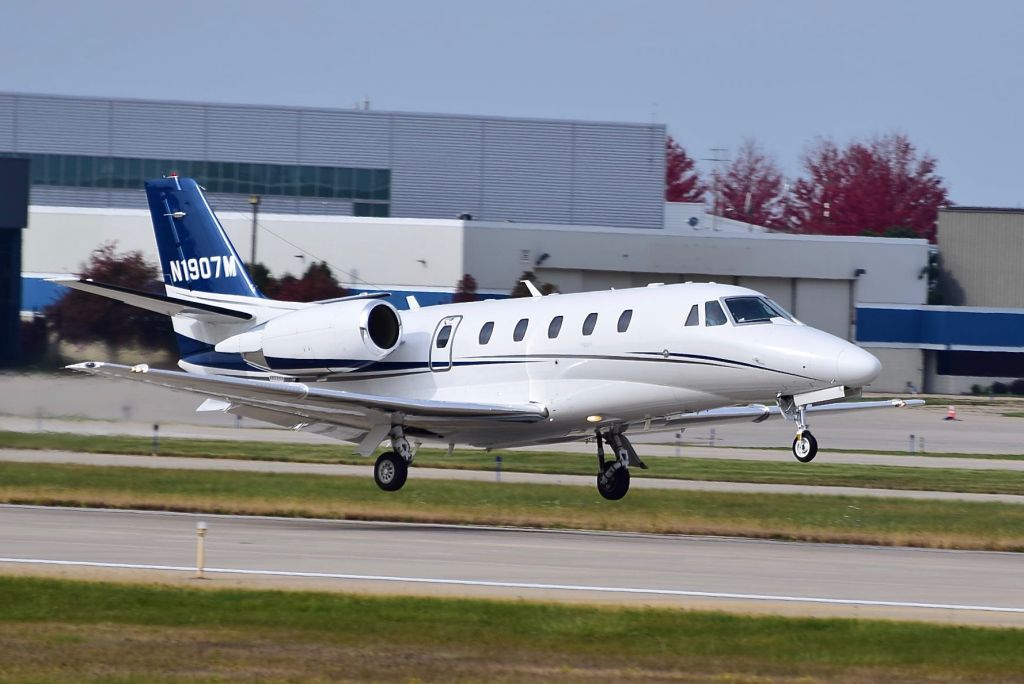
[702,147,729,231]
[249,194,261,265]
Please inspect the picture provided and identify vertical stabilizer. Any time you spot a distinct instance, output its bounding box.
[144,176,261,298]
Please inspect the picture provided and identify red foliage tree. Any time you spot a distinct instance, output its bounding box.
[46,242,172,355]
[452,273,478,303]
[269,261,349,302]
[712,139,788,229]
[665,135,706,203]
[785,133,949,241]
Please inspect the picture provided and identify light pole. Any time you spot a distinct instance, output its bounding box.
[249,194,261,265]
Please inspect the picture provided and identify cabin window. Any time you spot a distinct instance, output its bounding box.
[436,324,453,348]
[548,315,563,339]
[725,296,792,324]
[684,304,699,327]
[479,321,494,345]
[513,318,529,342]
[705,300,728,327]
[617,309,633,333]
[582,312,598,336]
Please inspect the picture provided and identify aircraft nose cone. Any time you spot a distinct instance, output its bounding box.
[837,347,882,387]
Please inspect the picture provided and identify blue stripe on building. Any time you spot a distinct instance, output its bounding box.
[857,305,1024,350]
[22,276,507,314]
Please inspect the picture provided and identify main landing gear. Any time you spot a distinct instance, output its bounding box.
[595,431,647,501]
[779,395,819,463]
[373,426,414,492]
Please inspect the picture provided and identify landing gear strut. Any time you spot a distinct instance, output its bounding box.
[779,396,818,463]
[595,430,647,500]
[373,426,415,492]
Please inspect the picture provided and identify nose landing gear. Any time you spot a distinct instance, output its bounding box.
[792,430,818,462]
[779,395,819,463]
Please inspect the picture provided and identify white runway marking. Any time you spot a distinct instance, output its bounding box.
[2,556,1022,615]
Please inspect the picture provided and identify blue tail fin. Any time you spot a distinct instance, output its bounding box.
[145,176,261,298]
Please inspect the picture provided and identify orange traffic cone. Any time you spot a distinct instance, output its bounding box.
[945,405,957,421]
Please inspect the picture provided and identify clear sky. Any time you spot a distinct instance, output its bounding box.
[1,0,1020,206]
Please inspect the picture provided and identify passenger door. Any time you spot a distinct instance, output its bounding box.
[429,316,462,372]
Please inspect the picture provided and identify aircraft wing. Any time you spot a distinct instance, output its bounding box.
[648,398,925,429]
[67,362,549,440]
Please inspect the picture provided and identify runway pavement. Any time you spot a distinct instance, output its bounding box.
[1,505,1021,626]
[5,448,1024,503]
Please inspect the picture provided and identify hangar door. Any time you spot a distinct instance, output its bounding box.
[793,279,851,340]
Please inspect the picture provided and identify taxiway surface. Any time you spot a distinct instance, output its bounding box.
[1,505,1021,626]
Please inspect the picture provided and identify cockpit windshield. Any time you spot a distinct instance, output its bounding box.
[724,296,795,324]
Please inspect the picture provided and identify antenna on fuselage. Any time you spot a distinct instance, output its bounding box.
[521,280,543,297]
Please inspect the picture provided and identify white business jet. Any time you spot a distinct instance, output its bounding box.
[62,177,922,500]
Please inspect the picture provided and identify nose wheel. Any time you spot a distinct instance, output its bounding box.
[792,431,818,462]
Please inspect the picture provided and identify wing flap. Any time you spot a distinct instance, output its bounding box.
[67,362,548,434]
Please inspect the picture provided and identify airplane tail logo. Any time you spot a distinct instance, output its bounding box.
[145,176,262,298]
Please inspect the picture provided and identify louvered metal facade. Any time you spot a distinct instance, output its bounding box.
[0,93,665,229]
[938,207,1024,308]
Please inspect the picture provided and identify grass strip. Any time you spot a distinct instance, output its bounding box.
[4,430,1024,495]
[1,461,1024,550]
[661,443,1024,461]
[0,575,1021,683]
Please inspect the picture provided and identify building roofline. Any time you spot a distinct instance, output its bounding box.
[0,90,666,132]
[939,206,1024,214]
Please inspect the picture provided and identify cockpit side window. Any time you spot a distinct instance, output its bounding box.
[705,300,728,327]
[684,304,699,327]
[763,298,795,322]
[725,296,792,324]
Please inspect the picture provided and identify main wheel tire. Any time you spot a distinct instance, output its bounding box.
[596,463,631,501]
[374,451,408,491]
[792,431,818,463]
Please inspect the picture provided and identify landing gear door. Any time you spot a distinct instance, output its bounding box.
[429,315,462,372]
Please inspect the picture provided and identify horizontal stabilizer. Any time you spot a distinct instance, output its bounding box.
[50,278,254,322]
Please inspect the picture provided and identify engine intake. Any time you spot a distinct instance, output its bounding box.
[216,299,403,375]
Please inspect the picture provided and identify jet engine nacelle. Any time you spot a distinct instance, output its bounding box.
[216,299,402,375]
